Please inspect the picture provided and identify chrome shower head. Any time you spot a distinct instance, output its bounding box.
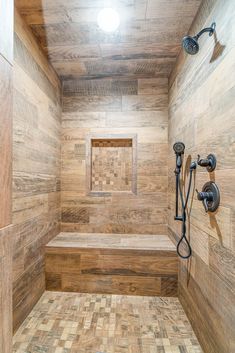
[182,22,216,55]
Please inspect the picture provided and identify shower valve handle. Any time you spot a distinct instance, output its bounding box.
[196,189,214,212]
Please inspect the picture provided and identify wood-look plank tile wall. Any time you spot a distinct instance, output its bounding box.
[0,0,13,228]
[46,247,178,297]
[45,234,178,297]
[15,0,201,81]
[61,77,168,234]
[12,10,62,332]
[168,1,235,353]
[0,0,13,352]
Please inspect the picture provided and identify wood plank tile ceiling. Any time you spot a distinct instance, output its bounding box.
[15,0,202,81]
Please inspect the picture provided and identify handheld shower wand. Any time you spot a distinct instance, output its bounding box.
[173,142,196,259]
[173,142,185,221]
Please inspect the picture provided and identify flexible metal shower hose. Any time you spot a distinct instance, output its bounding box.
[177,167,194,259]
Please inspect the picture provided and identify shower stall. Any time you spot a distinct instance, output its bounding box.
[0,1,234,353]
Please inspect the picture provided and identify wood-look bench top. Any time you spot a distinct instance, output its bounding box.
[46,233,176,251]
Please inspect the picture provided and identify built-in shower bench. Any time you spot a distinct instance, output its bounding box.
[45,233,178,296]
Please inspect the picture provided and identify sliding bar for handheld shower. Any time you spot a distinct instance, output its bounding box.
[173,142,197,259]
[173,142,185,221]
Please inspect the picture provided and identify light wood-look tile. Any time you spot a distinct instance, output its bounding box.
[13,291,203,353]
[61,77,168,234]
[0,226,13,353]
[0,55,12,228]
[0,0,13,62]
[168,1,235,353]
[15,0,201,80]
[45,233,178,297]
[12,10,61,332]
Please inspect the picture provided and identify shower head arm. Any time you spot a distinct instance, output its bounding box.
[194,22,216,40]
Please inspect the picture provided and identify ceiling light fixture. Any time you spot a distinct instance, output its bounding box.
[97,8,120,32]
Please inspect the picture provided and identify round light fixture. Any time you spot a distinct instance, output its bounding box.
[97,8,120,32]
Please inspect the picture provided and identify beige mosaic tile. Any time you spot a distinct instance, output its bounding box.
[13,292,203,353]
[91,139,133,192]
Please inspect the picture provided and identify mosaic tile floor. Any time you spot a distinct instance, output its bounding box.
[13,291,203,353]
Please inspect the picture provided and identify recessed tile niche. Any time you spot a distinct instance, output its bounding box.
[86,135,137,195]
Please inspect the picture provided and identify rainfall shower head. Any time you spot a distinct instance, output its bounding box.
[173,142,185,155]
[182,22,216,55]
